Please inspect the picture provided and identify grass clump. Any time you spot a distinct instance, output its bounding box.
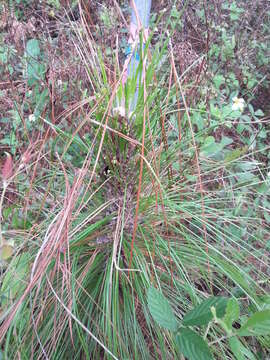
[0,1,270,359]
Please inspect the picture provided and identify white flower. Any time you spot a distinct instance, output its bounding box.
[112,106,126,117]
[232,97,245,112]
[112,106,134,120]
[28,114,36,122]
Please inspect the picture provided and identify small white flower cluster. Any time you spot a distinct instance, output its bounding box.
[232,97,245,112]
[28,114,36,122]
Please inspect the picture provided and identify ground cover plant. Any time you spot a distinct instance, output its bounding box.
[0,0,270,359]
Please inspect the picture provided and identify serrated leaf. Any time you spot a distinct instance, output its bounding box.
[147,286,178,331]
[175,328,213,360]
[183,297,228,326]
[237,310,270,336]
[224,298,240,329]
[229,337,256,360]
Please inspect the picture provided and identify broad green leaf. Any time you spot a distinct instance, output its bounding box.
[0,244,13,260]
[34,88,49,118]
[192,112,205,131]
[175,328,213,360]
[223,104,237,119]
[220,136,233,147]
[258,295,270,310]
[263,210,270,224]
[202,143,224,157]
[210,103,221,118]
[2,206,13,219]
[26,39,40,58]
[27,61,45,86]
[25,39,45,85]
[238,310,270,336]
[225,147,248,163]
[224,298,240,329]
[183,297,228,326]
[229,337,256,360]
[200,136,217,157]
[200,136,229,158]
[213,74,225,89]
[147,286,178,331]
[254,109,264,117]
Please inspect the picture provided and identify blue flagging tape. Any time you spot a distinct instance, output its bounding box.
[125,44,146,61]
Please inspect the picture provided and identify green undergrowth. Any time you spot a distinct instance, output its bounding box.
[0,1,270,359]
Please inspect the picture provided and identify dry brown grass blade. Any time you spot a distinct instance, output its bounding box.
[0,152,88,343]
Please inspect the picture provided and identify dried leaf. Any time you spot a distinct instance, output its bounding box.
[2,152,13,181]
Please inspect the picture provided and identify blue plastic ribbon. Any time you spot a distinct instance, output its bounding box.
[125,44,145,61]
